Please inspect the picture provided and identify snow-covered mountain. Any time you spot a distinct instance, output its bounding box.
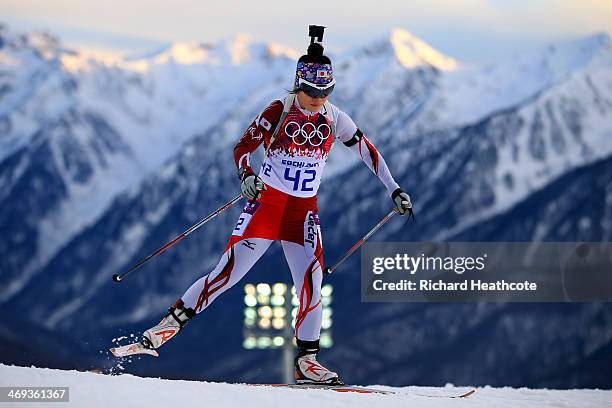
[0,25,296,304]
[1,24,611,388]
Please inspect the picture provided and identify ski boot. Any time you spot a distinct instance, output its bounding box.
[142,299,195,349]
[294,339,343,385]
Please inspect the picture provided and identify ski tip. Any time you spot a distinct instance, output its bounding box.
[112,274,122,282]
[459,389,476,398]
[413,388,476,399]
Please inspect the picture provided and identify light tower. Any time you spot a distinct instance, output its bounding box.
[243,282,333,383]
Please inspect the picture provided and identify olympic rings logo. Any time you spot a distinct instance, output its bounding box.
[284,121,331,146]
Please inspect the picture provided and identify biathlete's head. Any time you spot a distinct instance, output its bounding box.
[293,25,335,113]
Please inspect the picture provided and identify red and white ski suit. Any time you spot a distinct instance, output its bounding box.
[181,96,399,341]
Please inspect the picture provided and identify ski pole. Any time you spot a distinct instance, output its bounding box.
[113,193,243,283]
[324,209,397,275]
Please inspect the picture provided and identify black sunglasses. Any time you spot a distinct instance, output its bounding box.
[299,83,335,99]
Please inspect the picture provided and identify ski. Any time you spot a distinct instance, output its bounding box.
[252,383,395,394]
[252,384,476,398]
[413,389,476,399]
[109,341,158,358]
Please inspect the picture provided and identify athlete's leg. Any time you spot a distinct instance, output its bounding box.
[182,237,272,313]
[282,240,339,384]
[281,211,340,384]
[143,237,272,349]
[281,240,323,342]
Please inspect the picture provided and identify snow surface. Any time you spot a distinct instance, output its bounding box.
[0,364,610,408]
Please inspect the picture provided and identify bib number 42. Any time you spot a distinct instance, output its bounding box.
[284,168,316,192]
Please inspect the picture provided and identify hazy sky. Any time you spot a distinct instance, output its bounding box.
[3,0,612,62]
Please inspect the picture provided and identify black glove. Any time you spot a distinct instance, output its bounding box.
[239,167,266,199]
[391,188,415,221]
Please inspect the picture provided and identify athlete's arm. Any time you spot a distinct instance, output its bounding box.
[233,100,284,178]
[335,109,400,195]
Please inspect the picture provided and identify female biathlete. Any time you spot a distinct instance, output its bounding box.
[139,26,413,385]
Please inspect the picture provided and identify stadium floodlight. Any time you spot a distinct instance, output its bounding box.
[272,317,285,330]
[271,295,285,306]
[258,306,273,318]
[243,336,256,349]
[320,332,333,348]
[257,336,272,348]
[273,307,286,318]
[245,284,256,295]
[258,318,271,329]
[272,283,287,295]
[257,283,271,295]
